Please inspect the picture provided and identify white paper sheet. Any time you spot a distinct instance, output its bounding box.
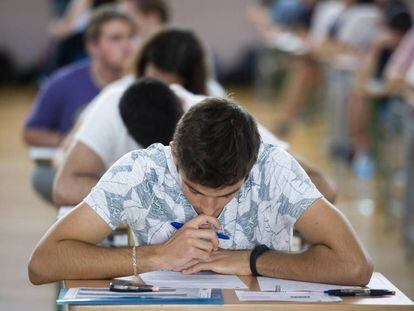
[134,271,247,289]
[257,277,357,293]
[235,290,342,302]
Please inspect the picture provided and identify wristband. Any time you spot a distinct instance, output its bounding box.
[249,244,269,276]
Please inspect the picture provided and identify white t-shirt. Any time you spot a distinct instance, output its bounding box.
[310,2,379,48]
[309,1,344,43]
[85,143,322,250]
[75,76,288,168]
[337,5,380,48]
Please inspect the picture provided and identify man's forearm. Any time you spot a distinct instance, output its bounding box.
[53,174,99,206]
[256,244,372,286]
[29,239,164,285]
[24,129,64,147]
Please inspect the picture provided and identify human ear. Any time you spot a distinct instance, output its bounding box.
[169,141,177,166]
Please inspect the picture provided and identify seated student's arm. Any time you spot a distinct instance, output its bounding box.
[256,198,373,285]
[292,153,337,204]
[49,0,92,39]
[23,128,65,147]
[24,72,67,147]
[247,1,275,36]
[183,198,373,286]
[53,141,105,206]
[52,121,82,170]
[28,203,219,285]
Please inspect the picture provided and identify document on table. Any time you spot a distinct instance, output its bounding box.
[118,271,248,289]
[57,287,225,305]
[235,291,342,302]
[61,287,211,299]
[257,276,357,292]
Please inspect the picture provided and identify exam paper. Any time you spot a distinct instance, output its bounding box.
[257,277,356,292]
[137,270,248,289]
[235,291,342,302]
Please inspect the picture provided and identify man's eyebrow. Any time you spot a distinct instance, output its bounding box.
[185,181,202,194]
[219,188,241,197]
[184,180,241,198]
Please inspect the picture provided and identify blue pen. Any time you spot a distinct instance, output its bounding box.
[170,221,230,240]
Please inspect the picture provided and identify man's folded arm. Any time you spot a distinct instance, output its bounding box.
[28,202,163,285]
[256,197,373,286]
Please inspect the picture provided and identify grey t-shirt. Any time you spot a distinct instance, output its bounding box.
[85,143,322,251]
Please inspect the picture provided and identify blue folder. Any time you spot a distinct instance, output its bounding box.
[57,288,224,305]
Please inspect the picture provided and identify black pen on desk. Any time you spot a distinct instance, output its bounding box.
[109,282,160,292]
[324,289,395,297]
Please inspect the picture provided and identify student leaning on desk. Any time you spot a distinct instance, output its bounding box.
[28,97,373,286]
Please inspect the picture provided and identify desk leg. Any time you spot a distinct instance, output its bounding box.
[56,281,64,311]
[403,105,414,259]
[324,66,353,159]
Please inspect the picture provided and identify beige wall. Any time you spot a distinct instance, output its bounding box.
[0,0,50,68]
[0,0,260,71]
[170,0,261,71]
[3,0,414,70]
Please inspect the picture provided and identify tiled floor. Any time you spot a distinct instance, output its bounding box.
[0,86,413,311]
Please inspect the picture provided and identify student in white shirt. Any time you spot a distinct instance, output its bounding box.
[53,28,225,206]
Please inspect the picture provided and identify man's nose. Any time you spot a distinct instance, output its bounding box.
[200,196,218,216]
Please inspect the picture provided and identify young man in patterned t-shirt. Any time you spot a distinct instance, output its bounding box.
[29,98,373,286]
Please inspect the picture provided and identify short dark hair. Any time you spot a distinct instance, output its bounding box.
[133,0,171,24]
[85,5,136,42]
[173,98,261,188]
[386,11,412,34]
[119,78,184,147]
[135,28,208,95]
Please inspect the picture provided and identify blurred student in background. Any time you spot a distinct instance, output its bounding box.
[53,28,336,207]
[248,0,317,41]
[249,0,382,136]
[284,0,382,136]
[118,0,170,40]
[268,0,319,136]
[43,0,116,76]
[385,28,414,96]
[23,5,136,202]
[42,0,170,76]
[52,28,232,207]
[347,1,412,174]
